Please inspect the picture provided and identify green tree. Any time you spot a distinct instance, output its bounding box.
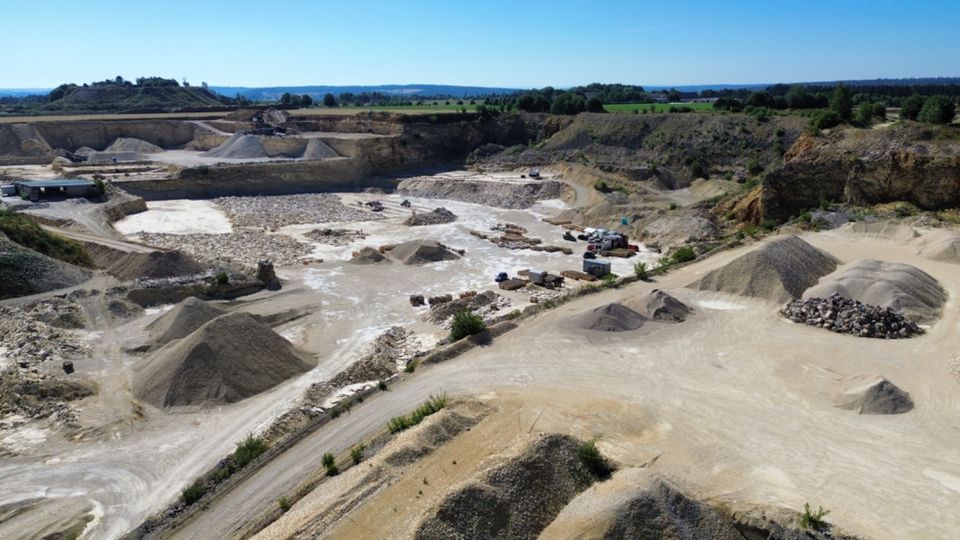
[830,83,852,123]
[550,93,587,115]
[917,95,956,125]
[856,102,877,125]
[586,96,604,113]
[280,92,292,105]
[900,94,925,121]
[300,94,313,107]
[323,93,337,107]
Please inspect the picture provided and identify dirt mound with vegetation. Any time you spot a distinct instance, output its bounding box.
[0,232,90,299]
[804,260,945,324]
[541,467,743,539]
[134,312,312,407]
[762,124,960,222]
[626,289,691,322]
[832,374,913,415]
[691,236,837,303]
[145,296,228,347]
[414,434,603,540]
[576,302,648,332]
[203,132,268,159]
[389,239,461,265]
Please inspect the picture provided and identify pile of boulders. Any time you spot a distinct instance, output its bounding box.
[140,231,312,267]
[781,293,923,339]
[215,193,385,229]
[403,207,457,226]
[0,301,91,370]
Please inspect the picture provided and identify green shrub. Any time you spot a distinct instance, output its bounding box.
[326,464,340,476]
[633,261,648,280]
[404,360,417,373]
[378,379,388,391]
[799,502,830,531]
[278,497,291,512]
[593,180,612,193]
[601,273,618,288]
[449,310,486,341]
[577,437,612,479]
[690,160,706,179]
[917,95,956,125]
[670,246,696,264]
[350,444,365,465]
[232,435,268,469]
[668,202,679,210]
[181,480,207,505]
[746,158,763,175]
[809,110,841,131]
[215,271,229,285]
[0,209,93,267]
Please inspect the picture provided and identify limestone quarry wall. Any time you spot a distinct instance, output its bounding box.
[34,120,197,152]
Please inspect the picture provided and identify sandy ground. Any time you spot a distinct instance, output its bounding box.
[176,227,960,540]
[114,200,233,235]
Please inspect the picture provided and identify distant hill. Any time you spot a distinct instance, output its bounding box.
[46,85,229,113]
[211,84,522,101]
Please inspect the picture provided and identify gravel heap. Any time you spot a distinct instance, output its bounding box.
[215,194,385,229]
[833,374,914,414]
[403,207,458,226]
[139,231,311,267]
[397,175,563,209]
[303,228,366,246]
[422,290,511,328]
[781,293,922,338]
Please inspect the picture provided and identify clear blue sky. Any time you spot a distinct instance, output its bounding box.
[2,0,958,89]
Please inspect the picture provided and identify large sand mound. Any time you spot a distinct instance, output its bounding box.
[576,303,647,332]
[541,468,743,540]
[414,434,600,540]
[203,132,267,159]
[145,296,227,346]
[921,233,960,264]
[832,374,913,415]
[389,239,461,265]
[301,138,339,159]
[625,289,691,322]
[105,137,163,154]
[690,236,837,303]
[134,312,311,407]
[105,250,205,281]
[804,260,946,323]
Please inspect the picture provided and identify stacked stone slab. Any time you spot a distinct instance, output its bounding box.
[781,292,922,339]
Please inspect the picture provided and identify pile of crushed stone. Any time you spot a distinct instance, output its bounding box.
[349,247,389,265]
[215,193,384,229]
[422,290,510,327]
[625,289,691,322]
[103,250,206,282]
[403,207,457,227]
[781,293,923,338]
[804,259,946,324]
[832,374,913,415]
[690,236,837,303]
[301,139,339,160]
[146,296,227,347]
[133,312,312,407]
[138,231,311,267]
[577,303,648,332]
[203,132,268,159]
[389,239,461,265]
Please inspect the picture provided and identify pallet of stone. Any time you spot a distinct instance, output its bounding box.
[599,248,635,258]
[498,278,527,291]
[561,270,597,282]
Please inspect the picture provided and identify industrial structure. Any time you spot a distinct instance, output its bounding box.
[13,179,98,202]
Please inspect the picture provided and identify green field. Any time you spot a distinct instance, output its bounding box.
[604,102,714,113]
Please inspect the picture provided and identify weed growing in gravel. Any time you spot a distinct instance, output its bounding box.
[387,392,448,433]
[322,452,339,476]
[633,261,648,280]
[278,497,291,512]
[449,310,486,341]
[181,480,207,505]
[350,444,365,465]
[799,503,830,531]
[577,437,613,479]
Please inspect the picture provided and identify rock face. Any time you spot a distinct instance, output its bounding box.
[690,236,837,303]
[762,125,960,221]
[833,374,914,415]
[782,293,923,339]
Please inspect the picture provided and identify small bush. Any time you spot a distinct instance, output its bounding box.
[633,261,648,280]
[387,392,448,433]
[593,180,612,193]
[215,271,229,285]
[321,452,335,468]
[350,444,365,465]
[232,435,268,469]
[404,359,418,373]
[799,502,830,531]
[690,160,707,179]
[326,464,340,476]
[577,437,612,479]
[601,273,618,288]
[746,158,763,175]
[449,310,486,341]
[378,379,388,391]
[278,497,291,512]
[182,480,207,505]
[670,246,696,264]
[668,202,679,210]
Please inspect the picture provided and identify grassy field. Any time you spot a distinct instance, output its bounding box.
[604,102,714,113]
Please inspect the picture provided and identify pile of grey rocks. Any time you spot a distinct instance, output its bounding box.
[781,292,922,339]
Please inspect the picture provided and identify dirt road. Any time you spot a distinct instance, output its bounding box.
[173,229,960,540]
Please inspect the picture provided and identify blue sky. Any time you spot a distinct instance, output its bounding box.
[2,0,958,88]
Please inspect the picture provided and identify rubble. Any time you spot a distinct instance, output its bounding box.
[214,193,385,229]
[303,228,367,246]
[403,207,458,226]
[781,293,923,339]
[139,231,312,267]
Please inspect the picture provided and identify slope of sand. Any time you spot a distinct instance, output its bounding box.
[203,133,267,159]
[624,289,691,322]
[134,312,312,407]
[576,302,648,332]
[832,374,914,415]
[145,296,227,347]
[300,139,338,160]
[690,235,837,303]
[105,137,164,154]
[920,232,960,264]
[105,250,205,281]
[804,259,946,323]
